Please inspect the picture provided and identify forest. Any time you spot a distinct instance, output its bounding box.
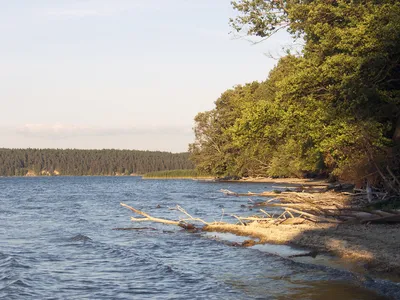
[189,0,400,188]
[0,148,193,176]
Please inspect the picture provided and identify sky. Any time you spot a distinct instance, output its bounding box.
[0,0,294,152]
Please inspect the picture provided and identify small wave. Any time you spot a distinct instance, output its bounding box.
[0,275,13,283]
[123,192,135,197]
[24,206,44,210]
[0,256,30,269]
[0,276,31,288]
[8,279,31,288]
[25,196,36,202]
[76,218,89,223]
[67,234,92,242]
[0,210,16,216]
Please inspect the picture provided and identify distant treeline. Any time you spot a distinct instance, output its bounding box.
[0,148,194,176]
[142,169,211,179]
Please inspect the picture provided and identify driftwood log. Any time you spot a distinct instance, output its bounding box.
[120,203,210,230]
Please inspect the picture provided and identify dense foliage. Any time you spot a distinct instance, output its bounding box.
[142,169,211,179]
[0,148,193,176]
[190,0,400,185]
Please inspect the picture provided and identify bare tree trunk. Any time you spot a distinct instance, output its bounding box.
[366,182,373,203]
[393,115,400,143]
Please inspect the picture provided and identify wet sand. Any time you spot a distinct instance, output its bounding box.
[204,221,400,278]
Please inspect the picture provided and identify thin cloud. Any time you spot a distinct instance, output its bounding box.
[42,1,165,20]
[16,123,192,139]
[45,9,104,19]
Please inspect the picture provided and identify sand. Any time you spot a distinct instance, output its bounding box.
[204,221,400,277]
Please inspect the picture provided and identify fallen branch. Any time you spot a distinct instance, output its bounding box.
[283,207,341,223]
[176,205,209,225]
[121,202,211,230]
[231,215,272,222]
[231,214,246,225]
[113,227,157,231]
[386,166,400,192]
[360,214,400,224]
[121,202,181,226]
[219,189,239,196]
[220,189,282,197]
[259,209,272,217]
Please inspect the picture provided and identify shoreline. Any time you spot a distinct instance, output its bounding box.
[203,222,400,279]
[142,176,332,186]
[121,188,400,280]
[207,187,399,280]
[141,176,214,180]
[202,189,400,279]
[220,177,331,186]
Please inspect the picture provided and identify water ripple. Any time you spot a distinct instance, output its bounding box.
[0,177,395,299]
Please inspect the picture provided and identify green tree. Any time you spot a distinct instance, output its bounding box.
[191,0,400,186]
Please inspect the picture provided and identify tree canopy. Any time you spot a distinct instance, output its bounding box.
[190,0,400,186]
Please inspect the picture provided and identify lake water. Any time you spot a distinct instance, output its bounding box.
[0,177,398,299]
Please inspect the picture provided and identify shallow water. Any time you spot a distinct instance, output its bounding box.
[0,177,398,299]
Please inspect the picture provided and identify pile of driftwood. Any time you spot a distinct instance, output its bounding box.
[219,188,400,225]
[120,183,400,234]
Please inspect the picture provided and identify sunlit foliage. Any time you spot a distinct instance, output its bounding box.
[191,0,400,183]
